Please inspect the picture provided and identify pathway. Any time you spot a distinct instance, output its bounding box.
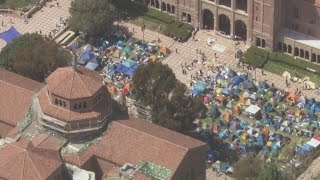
[0,0,72,49]
[297,156,320,180]
[120,22,320,102]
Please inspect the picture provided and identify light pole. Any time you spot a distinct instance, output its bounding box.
[141,19,146,42]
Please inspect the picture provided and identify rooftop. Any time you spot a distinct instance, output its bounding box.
[280,28,320,50]
[46,66,103,99]
[0,137,63,180]
[64,117,207,178]
[0,69,43,137]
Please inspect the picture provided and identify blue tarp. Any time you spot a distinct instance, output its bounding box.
[192,89,202,95]
[122,59,137,68]
[208,107,221,119]
[310,103,320,114]
[117,40,124,47]
[0,27,21,43]
[80,52,95,61]
[124,46,132,53]
[195,82,208,91]
[228,70,237,78]
[222,88,232,96]
[115,63,140,77]
[85,62,98,70]
[232,76,244,86]
[302,144,315,152]
[259,83,269,90]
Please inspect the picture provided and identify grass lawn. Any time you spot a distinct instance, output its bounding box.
[243,47,320,85]
[127,4,193,42]
[0,0,38,12]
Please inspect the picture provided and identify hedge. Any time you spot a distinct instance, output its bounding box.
[242,47,269,68]
[163,21,193,42]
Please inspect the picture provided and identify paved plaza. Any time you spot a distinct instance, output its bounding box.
[0,0,71,49]
[121,22,320,102]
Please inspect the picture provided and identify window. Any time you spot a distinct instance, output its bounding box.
[293,7,299,18]
[256,17,258,21]
[55,99,58,105]
[83,102,87,108]
[58,100,62,106]
[63,101,66,107]
[78,102,83,109]
[256,7,258,11]
[74,103,78,110]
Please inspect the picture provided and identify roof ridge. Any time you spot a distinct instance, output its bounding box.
[77,70,92,97]
[114,122,189,150]
[26,149,44,180]
[21,151,27,180]
[50,69,74,97]
[69,69,76,99]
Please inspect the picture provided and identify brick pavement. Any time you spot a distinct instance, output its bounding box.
[0,0,71,49]
[121,22,320,102]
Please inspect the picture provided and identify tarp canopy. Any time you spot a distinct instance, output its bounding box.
[310,103,320,114]
[82,44,93,53]
[85,62,98,70]
[286,93,300,104]
[0,27,21,44]
[245,105,261,115]
[115,63,139,77]
[192,89,202,95]
[195,82,208,91]
[117,40,124,47]
[160,47,170,55]
[122,59,137,68]
[208,106,221,118]
[80,52,95,61]
[124,46,132,53]
[306,138,320,148]
[232,76,244,86]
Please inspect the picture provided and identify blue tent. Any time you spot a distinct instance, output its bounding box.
[240,120,248,128]
[80,52,95,61]
[208,107,221,119]
[122,59,137,68]
[124,46,132,53]
[117,40,124,47]
[0,27,21,44]
[192,89,202,95]
[301,144,315,152]
[222,88,232,96]
[272,144,280,152]
[310,103,320,114]
[85,62,98,70]
[228,70,237,78]
[259,82,269,90]
[195,82,208,91]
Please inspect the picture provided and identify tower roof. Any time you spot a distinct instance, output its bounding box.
[46,66,103,99]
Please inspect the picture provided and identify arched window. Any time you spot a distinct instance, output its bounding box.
[83,102,87,108]
[58,100,62,106]
[261,39,266,48]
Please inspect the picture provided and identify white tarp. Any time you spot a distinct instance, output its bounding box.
[245,105,261,115]
[306,138,320,148]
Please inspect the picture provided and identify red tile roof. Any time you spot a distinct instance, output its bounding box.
[46,66,103,99]
[0,139,63,180]
[0,69,43,137]
[65,118,207,178]
[38,87,112,122]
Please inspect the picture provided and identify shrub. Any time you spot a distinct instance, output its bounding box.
[144,9,174,24]
[242,47,269,68]
[163,21,193,42]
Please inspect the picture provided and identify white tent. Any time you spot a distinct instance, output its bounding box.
[306,138,320,148]
[245,105,261,115]
[282,71,291,79]
[82,44,93,53]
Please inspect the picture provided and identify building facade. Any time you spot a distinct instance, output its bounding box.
[146,0,320,63]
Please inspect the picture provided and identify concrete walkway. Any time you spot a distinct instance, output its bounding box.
[121,22,320,102]
[297,156,320,180]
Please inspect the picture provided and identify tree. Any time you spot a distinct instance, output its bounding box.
[132,62,205,132]
[258,162,287,180]
[233,156,262,180]
[0,33,70,82]
[69,0,115,43]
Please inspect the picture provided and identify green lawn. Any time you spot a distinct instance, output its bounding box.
[243,47,320,85]
[0,0,38,12]
[127,4,193,42]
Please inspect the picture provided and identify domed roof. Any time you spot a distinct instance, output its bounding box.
[46,66,103,99]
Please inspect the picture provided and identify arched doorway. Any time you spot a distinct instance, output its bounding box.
[305,51,309,60]
[288,45,292,54]
[278,42,282,51]
[187,14,191,23]
[256,38,261,46]
[161,2,166,11]
[172,6,175,13]
[155,0,159,8]
[312,53,316,62]
[219,14,231,35]
[234,20,247,40]
[182,12,187,21]
[150,0,154,6]
[261,39,266,48]
[167,4,171,13]
[299,49,304,58]
[318,55,320,63]
[203,9,214,30]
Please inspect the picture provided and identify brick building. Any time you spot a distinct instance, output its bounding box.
[145,0,320,63]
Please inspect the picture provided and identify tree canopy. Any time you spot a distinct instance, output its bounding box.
[258,162,287,180]
[0,33,70,82]
[132,62,205,132]
[69,0,115,43]
[233,155,262,180]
